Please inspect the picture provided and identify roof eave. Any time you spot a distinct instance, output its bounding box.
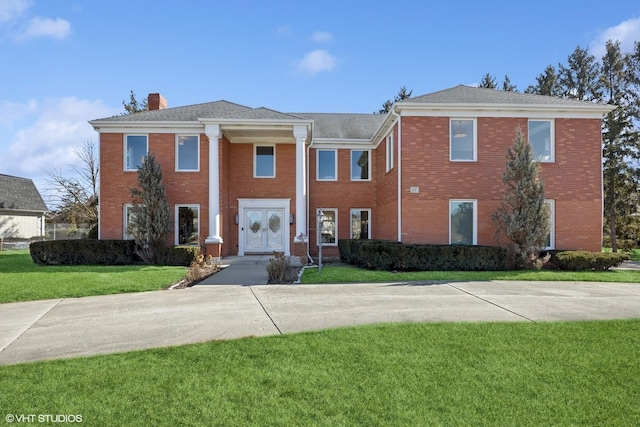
[395,102,616,115]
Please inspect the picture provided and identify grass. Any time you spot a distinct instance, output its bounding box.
[302,264,640,284]
[1,320,639,426]
[0,250,185,303]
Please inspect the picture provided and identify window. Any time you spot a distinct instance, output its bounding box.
[528,120,553,162]
[351,150,370,180]
[450,119,476,161]
[386,134,394,172]
[176,135,199,171]
[125,135,147,171]
[545,200,555,249]
[176,205,199,245]
[450,200,477,245]
[124,205,134,239]
[255,145,275,178]
[317,208,337,246]
[317,150,337,180]
[350,209,371,239]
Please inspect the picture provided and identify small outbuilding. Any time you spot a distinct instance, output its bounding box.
[0,174,48,239]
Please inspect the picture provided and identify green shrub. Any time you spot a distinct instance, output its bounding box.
[30,240,135,265]
[337,239,507,271]
[157,246,201,266]
[553,251,629,271]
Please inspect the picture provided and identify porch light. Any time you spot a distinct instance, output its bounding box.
[289,213,294,224]
[234,213,239,225]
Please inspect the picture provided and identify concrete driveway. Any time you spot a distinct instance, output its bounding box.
[1,280,640,365]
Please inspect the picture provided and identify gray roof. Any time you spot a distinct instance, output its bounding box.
[0,174,48,212]
[294,113,386,139]
[403,85,608,108]
[221,107,306,121]
[95,100,254,122]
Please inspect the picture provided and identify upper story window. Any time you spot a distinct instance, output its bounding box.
[351,150,370,181]
[450,119,476,161]
[125,135,147,171]
[317,208,337,246]
[528,120,554,162]
[255,145,275,178]
[386,134,394,172]
[176,135,199,171]
[317,149,337,181]
[450,200,477,245]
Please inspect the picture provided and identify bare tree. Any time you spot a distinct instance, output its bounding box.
[46,140,99,227]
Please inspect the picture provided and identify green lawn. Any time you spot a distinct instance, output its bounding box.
[1,320,638,426]
[0,251,185,303]
[302,264,640,284]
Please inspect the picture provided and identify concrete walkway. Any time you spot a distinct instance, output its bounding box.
[198,256,271,285]
[1,280,640,366]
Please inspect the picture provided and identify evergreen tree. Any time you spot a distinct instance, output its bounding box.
[128,153,172,264]
[601,40,640,251]
[377,86,412,114]
[478,73,497,89]
[525,65,559,95]
[557,46,603,101]
[492,127,550,269]
[501,75,517,92]
[121,90,148,115]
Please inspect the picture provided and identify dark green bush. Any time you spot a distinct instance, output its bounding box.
[338,239,507,271]
[30,240,136,265]
[156,245,201,266]
[553,251,629,271]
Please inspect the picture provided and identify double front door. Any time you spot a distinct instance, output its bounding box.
[244,208,285,253]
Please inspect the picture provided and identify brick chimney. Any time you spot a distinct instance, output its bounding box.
[147,93,167,110]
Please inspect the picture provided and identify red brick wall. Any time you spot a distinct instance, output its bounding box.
[374,123,399,241]
[399,116,603,251]
[308,147,376,257]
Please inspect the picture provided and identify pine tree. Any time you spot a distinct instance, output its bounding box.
[557,46,602,101]
[377,86,412,114]
[601,40,640,251]
[478,73,497,89]
[501,75,517,92]
[525,65,559,95]
[121,90,148,115]
[492,127,550,269]
[128,153,172,264]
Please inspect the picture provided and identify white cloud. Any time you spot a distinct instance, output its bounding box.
[311,30,333,43]
[591,17,640,57]
[21,16,71,40]
[0,97,118,194]
[0,0,31,23]
[295,49,337,76]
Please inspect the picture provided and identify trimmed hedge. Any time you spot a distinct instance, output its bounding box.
[30,240,135,265]
[30,240,200,266]
[551,251,629,271]
[338,239,507,271]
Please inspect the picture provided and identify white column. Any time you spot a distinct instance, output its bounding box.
[204,124,223,244]
[293,125,308,243]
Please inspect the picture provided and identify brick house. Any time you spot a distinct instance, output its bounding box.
[90,85,613,259]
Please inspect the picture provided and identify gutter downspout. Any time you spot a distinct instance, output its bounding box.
[305,140,314,264]
[391,108,402,242]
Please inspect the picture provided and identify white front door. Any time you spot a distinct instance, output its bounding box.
[244,208,285,253]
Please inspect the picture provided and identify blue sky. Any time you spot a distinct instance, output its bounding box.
[1,0,640,201]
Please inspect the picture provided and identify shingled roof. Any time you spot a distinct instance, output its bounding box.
[0,174,48,212]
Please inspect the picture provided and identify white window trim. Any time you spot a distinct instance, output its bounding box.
[254,144,276,178]
[545,199,555,250]
[123,204,134,240]
[449,118,477,162]
[317,208,338,246]
[528,119,555,163]
[350,208,372,239]
[175,135,200,172]
[175,204,200,246]
[386,133,394,172]
[449,199,477,245]
[124,134,148,171]
[316,149,337,181]
[350,150,371,181]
